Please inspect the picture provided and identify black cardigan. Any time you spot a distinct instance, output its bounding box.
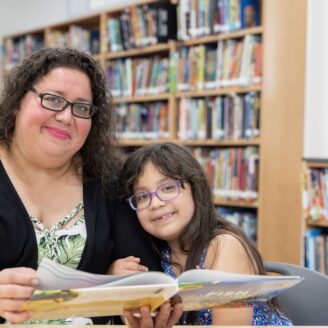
[0,161,161,323]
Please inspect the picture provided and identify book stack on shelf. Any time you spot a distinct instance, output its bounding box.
[2,32,44,73]
[106,2,177,52]
[46,16,101,56]
[301,161,328,275]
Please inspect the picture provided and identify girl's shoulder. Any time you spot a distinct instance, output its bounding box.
[207,232,246,254]
[205,233,256,274]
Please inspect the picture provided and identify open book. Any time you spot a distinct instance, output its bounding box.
[22,258,302,320]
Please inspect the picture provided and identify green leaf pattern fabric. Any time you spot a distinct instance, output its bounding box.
[28,202,92,325]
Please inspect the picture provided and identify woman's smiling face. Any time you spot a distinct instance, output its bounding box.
[13,67,92,166]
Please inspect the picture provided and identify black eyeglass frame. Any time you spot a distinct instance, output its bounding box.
[31,87,98,119]
[127,180,182,211]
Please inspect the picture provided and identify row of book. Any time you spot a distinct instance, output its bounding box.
[305,229,328,275]
[107,2,177,51]
[105,35,261,98]
[176,36,262,91]
[302,167,328,221]
[2,1,261,69]
[106,57,170,97]
[217,206,257,244]
[177,0,260,40]
[3,34,43,70]
[115,102,169,140]
[47,26,100,55]
[178,92,260,140]
[192,146,259,201]
[2,25,100,70]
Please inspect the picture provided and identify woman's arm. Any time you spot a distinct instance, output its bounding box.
[0,267,39,324]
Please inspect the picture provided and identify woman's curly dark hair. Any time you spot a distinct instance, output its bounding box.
[0,47,121,189]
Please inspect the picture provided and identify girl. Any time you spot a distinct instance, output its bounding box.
[115,142,292,326]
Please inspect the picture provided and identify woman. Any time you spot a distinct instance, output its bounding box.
[0,48,181,326]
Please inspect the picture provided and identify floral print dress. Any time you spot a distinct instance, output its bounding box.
[161,246,293,326]
[27,201,91,325]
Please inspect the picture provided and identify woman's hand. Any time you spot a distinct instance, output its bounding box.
[107,256,149,275]
[0,267,39,323]
[123,301,183,328]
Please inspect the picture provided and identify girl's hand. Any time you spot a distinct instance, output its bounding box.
[107,256,149,275]
[123,301,183,328]
[0,267,39,323]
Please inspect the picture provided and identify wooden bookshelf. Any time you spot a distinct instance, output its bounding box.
[105,44,171,59]
[1,0,309,264]
[175,85,262,98]
[118,138,260,148]
[112,94,171,104]
[258,0,307,264]
[306,161,328,169]
[182,26,263,46]
[307,219,328,228]
[214,199,259,209]
[302,161,328,274]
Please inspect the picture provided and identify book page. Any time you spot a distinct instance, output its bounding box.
[177,269,302,311]
[23,283,178,320]
[37,258,175,290]
[178,268,300,283]
[23,259,178,320]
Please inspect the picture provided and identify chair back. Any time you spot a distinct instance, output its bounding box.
[264,261,328,325]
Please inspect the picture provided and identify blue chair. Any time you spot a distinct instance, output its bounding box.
[264,261,328,325]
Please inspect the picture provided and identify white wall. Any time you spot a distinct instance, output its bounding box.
[0,0,137,39]
[0,0,69,39]
[304,0,328,160]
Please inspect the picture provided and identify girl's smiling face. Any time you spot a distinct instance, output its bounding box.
[133,161,195,244]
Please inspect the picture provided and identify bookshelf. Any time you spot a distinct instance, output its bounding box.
[301,161,328,274]
[1,0,308,264]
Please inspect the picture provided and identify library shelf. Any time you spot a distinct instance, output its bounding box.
[182,26,263,47]
[2,0,309,265]
[306,219,328,228]
[214,199,259,209]
[175,85,262,98]
[113,94,171,104]
[105,43,171,60]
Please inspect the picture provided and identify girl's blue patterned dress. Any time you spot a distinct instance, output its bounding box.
[161,246,292,326]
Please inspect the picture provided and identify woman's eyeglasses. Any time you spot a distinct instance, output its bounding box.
[127,180,182,211]
[31,87,97,119]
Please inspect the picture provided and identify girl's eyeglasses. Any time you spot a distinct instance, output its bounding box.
[127,180,182,211]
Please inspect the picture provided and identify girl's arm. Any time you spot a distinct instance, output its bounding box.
[107,256,148,275]
[206,233,256,325]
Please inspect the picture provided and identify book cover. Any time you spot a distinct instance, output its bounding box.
[240,0,260,28]
[151,2,177,43]
[22,258,302,320]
